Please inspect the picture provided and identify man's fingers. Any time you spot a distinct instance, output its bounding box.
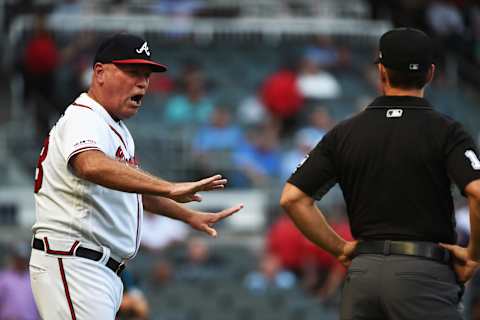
[196,176,228,192]
[192,194,202,202]
[205,179,227,190]
[199,175,223,186]
[203,225,217,237]
[211,179,227,186]
[214,204,244,222]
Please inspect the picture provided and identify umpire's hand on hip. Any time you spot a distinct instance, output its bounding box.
[337,240,358,268]
[439,243,479,283]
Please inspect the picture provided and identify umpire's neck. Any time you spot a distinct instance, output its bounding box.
[378,63,435,98]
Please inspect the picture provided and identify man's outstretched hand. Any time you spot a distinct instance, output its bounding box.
[169,175,227,203]
[187,204,244,237]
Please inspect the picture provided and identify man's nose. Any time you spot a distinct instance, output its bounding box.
[137,77,149,89]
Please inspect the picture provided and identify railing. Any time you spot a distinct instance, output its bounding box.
[8,14,391,45]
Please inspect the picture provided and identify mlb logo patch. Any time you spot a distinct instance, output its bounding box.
[409,64,419,70]
[386,109,403,118]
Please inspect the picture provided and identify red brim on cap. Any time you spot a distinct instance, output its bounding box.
[112,59,168,72]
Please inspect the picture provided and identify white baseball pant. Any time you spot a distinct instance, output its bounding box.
[30,248,123,319]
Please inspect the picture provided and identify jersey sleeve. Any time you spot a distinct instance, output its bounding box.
[58,108,111,163]
[288,130,337,200]
[445,121,480,195]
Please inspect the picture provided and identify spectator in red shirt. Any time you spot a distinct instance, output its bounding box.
[267,211,352,304]
[22,14,60,141]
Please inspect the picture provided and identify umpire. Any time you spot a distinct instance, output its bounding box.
[280,28,480,320]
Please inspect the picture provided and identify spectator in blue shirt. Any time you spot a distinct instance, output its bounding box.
[164,62,213,125]
[232,122,281,188]
[192,105,245,180]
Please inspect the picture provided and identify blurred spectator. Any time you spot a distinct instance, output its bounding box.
[149,0,206,16]
[304,36,350,70]
[300,212,352,304]
[296,47,342,100]
[368,0,428,28]
[281,127,322,183]
[426,0,465,39]
[141,212,189,252]
[174,237,226,282]
[192,104,245,179]
[232,122,282,188]
[281,107,333,182]
[148,73,175,96]
[193,105,245,151]
[21,14,60,140]
[56,31,97,104]
[426,0,468,80]
[456,204,470,247]
[237,95,268,127]
[244,253,296,294]
[164,62,214,125]
[4,1,35,33]
[266,212,352,304]
[151,259,174,286]
[260,68,304,135]
[51,0,90,16]
[0,242,39,320]
[117,271,149,320]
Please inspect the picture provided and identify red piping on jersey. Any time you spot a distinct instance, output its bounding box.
[67,146,101,161]
[126,194,142,261]
[73,101,129,155]
[58,258,77,320]
[44,237,80,256]
[135,194,141,257]
[72,102,93,110]
[108,125,128,150]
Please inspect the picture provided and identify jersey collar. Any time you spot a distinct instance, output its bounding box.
[74,93,124,129]
[366,95,433,109]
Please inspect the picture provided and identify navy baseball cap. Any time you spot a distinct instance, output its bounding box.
[94,33,167,72]
[375,28,434,72]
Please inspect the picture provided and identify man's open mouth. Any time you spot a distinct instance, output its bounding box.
[131,94,144,105]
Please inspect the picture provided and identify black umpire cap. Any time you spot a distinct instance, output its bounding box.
[375,28,434,72]
[94,33,168,72]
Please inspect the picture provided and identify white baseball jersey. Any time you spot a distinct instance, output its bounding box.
[32,93,143,261]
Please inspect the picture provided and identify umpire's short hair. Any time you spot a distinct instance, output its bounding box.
[385,67,431,90]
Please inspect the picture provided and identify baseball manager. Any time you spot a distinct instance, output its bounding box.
[30,33,243,319]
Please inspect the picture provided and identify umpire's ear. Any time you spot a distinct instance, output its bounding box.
[426,64,435,85]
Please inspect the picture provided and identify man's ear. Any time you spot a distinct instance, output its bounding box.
[93,63,106,85]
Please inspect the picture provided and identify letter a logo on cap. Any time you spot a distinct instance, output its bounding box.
[136,42,150,56]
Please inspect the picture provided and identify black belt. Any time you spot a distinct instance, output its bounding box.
[354,240,451,264]
[32,238,125,275]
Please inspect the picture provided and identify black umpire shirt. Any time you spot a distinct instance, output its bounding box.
[289,95,480,244]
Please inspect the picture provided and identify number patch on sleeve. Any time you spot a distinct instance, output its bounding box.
[465,150,480,170]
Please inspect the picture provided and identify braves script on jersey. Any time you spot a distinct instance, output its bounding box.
[33,93,142,261]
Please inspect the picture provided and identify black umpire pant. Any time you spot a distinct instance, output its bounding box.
[340,254,463,320]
